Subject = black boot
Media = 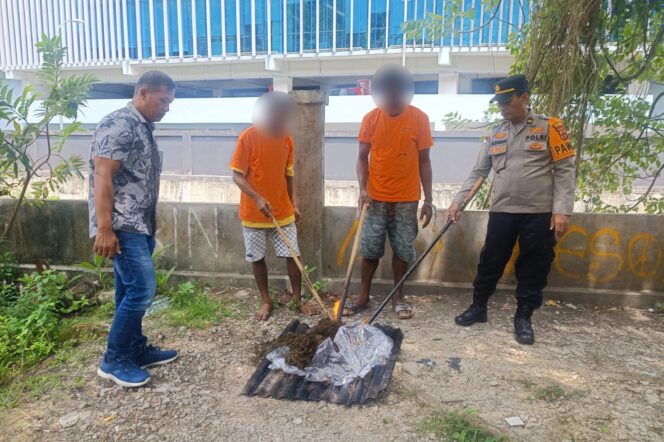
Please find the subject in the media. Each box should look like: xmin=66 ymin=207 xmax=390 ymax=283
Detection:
xmin=514 ymin=304 xmax=535 ymax=345
xmin=455 ymin=293 xmax=489 ymax=326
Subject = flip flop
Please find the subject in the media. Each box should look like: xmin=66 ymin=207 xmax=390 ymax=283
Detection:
xmin=342 ymin=301 xmax=369 ymax=316
xmin=394 ymin=303 xmax=413 ymax=320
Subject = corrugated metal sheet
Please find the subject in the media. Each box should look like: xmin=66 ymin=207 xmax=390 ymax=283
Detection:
xmin=243 ymin=319 xmax=403 ymax=406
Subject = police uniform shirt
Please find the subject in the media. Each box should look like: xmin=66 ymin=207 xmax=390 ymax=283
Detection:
xmin=453 ymin=110 xmax=576 ymax=215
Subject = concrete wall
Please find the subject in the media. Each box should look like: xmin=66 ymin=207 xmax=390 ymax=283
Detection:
xmin=4 ymin=200 xmax=663 ymax=307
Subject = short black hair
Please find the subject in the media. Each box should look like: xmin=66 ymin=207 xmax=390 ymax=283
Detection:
xmin=134 ymin=71 xmax=176 ymax=95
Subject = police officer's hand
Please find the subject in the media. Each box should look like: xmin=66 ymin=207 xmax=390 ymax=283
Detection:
xmin=255 ymin=195 xmax=273 ymax=218
xmin=420 ymin=203 xmax=433 ymax=228
xmin=358 ymin=189 xmax=371 ymax=209
xmin=93 ymin=227 xmax=121 ymax=259
xmin=550 ymin=213 xmax=570 ymax=240
xmin=446 ymin=202 xmax=461 ymax=223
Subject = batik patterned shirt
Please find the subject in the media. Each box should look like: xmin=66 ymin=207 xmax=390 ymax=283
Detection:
xmin=88 ymin=103 xmax=162 ymax=237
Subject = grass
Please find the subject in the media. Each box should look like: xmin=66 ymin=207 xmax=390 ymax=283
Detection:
xmin=518 ymin=379 xmax=582 ymax=402
xmin=161 ymin=282 xmax=242 ymax=329
xmin=419 ymin=408 xmax=507 ymax=442
xmin=0 ymin=373 xmax=64 ymax=409
xmin=0 ymin=301 xmax=113 ymax=410
xmin=531 ymin=385 xmax=567 ymax=402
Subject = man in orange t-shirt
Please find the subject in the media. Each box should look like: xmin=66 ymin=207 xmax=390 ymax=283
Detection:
xmin=348 ymin=65 xmax=434 ymax=320
xmin=230 ymin=92 xmax=302 ymax=321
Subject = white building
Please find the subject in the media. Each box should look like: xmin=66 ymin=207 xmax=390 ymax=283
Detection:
xmin=0 ymin=0 xmax=528 ymax=98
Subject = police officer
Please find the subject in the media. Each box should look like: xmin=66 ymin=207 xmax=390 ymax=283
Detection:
xmin=446 ymin=75 xmax=576 ymax=345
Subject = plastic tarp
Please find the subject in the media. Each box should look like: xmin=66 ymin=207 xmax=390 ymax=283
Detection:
xmin=267 ymin=322 xmax=394 ymax=386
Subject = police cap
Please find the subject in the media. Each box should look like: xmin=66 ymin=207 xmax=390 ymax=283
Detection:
xmin=491 ymin=74 xmax=530 ymax=103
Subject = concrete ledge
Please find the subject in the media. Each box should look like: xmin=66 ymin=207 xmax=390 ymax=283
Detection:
xmin=25 ymin=264 xmax=662 ymax=309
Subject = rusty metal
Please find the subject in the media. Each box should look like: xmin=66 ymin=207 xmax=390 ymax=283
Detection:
xmin=243 ymin=320 xmax=403 ymax=405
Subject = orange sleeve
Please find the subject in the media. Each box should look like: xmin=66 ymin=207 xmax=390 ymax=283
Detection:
xmin=358 ymin=112 xmax=375 ymax=144
xmin=417 ymin=110 xmax=433 ymax=150
xmin=230 ymin=131 xmax=251 ymax=175
xmin=548 ymin=117 xmax=575 ymax=162
xmin=285 ymin=136 xmax=295 ymax=177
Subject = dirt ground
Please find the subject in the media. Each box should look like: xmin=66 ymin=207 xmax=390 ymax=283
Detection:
xmin=2 ymin=289 xmax=663 ymax=442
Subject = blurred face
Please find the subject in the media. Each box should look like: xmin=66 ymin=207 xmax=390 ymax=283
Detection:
xmin=254 ymin=98 xmax=294 ymax=137
xmin=134 ymin=85 xmax=175 ymax=122
xmin=498 ymin=92 xmax=529 ymax=122
xmin=375 ymin=86 xmax=411 ymax=116
xmin=265 ymin=107 xmax=293 ymax=136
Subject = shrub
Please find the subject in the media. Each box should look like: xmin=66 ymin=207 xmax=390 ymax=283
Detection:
xmin=0 ymin=270 xmax=88 ymax=380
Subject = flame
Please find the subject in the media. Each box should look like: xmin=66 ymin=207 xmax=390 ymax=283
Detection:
xmin=332 ymin=300 xmax=341 ymax=320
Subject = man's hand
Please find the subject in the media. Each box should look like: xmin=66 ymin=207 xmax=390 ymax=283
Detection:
xmin=420 ymin=203 xmax=433 ymax=228
xmin=550 ymin=213 xmax=570 ymax=240
xmin=293 ymin=207 xmax=301 ymax=224
xmin=255 ymin=195 xmax=273 ymax=218
xmin=358 ymin=189 xmax=371 ymax=208
xmin=93 ymin=228 xmax=121 ymax=259
xmin=446 ymin=202 xmax=461 ymax=223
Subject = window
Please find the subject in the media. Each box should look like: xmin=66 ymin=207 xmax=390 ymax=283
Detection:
xmin=240 ymin=0 xmax=252 ymax=53
xmin=303 ymin=0 xmax=316 ymax=51
xmin=271 ymin=0 xmax=284 ymax=53
xmin=370 ymin=0 xmax=387 ymax=48
xmin=286 ymin=0 xmax=300 ymax=52
xmin=352 ymin=0 xmax=368 ymax=49
xmin=225 ymin=0 xmax=238 ymax=54
xmin=388 ymin=0 xmax=405 ymax=47
xmin=255 ymin=0 xmax=268 ymax=53
xmin=319 ymin=0 xmax=334 ymax=50
xmin=336 ymin=0 xmax=351 ymax=49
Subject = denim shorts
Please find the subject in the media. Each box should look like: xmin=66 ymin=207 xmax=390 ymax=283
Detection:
xmin=360 ymin=201 xmax=419 ymax=263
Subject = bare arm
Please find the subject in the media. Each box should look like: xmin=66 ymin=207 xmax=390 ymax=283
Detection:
xmin=356 ymin=141 xmax=371 ymax=207
xmin=232 ymin=170 xmax=272 ymax=217
xmin=419 ymin=148 xmax=433 ymax=227
xmin=93 ymin=157 xmax=121 ymax=258
xmin=286 ymin=175 xmax=301 ymax=223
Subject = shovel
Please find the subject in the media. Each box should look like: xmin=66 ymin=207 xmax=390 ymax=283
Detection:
xmin=366 ymin=177 xmax=486 ymax=325
xmin=335 ymin=203 xmax=369 ymax=323
xmin=270 ymin=215 xmax=334 ymax=321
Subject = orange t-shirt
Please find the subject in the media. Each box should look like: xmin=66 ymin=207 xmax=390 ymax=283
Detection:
xmin=358 ymin=105 xmax=433 ymax=202
xmin=230 ymin=126 xmax=295 ymax=228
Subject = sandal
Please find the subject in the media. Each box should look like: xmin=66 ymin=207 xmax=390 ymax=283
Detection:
xmin=394 ymin=303 xmax=413 ymax=320
xmin=342 ymin=301 xmax=369 ymax=316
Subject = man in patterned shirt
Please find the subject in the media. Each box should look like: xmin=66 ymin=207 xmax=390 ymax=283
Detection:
xmin=89 ymin=71 xmax=177 ymax=387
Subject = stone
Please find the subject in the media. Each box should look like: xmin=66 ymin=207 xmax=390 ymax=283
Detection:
xmin=59 ymin=410 xmax=90 ymax=428
xmin=644 ymin=391 xmax=658 ymax=404
xmin=565 ymin=303 xmax=577 ymax=310
xmin=505 ymin=416 xmax=525 ymax=427
xmin=97 ymin=290 xmax=115 ymax=304
xmin=403 ymin=362 xmax=421 ymax=377
xmin=293 ymin=417 xmax=303 ymax=425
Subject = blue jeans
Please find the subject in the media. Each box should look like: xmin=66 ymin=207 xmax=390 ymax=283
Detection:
xmin=105 ymin=230 xmax=156 ymax=363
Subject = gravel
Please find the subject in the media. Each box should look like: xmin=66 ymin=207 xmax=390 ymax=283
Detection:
xmin=2 ymin=290 xmax=663 ymax=441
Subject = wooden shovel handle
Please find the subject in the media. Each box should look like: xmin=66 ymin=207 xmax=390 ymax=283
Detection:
xmin=270 ymin=216 xmax=334 ymax=320
xmin=336 ymin=203 xmax=368 ymax=322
